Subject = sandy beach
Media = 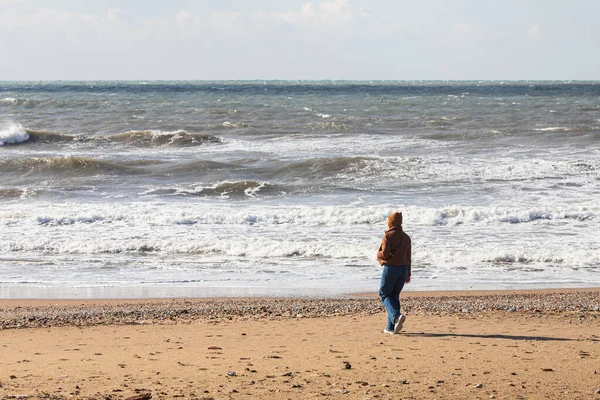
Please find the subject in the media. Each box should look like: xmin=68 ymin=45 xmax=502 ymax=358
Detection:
xmin=1 ymin=289 xmax=600 ymax=400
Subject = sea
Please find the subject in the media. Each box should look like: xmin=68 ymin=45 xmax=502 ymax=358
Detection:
xmin=1 ymin=81 xmax=599 ymax=299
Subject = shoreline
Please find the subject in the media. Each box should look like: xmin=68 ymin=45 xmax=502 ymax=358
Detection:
xmin=356 ymin=286 xmax=600 ymax=298
xmin=1 ymin=287 xmax=599 ymax=330
xmin=1 ymin=286 xmax=599 ymax=307
xmin=2 ymin=285 xmax=600 ymax=305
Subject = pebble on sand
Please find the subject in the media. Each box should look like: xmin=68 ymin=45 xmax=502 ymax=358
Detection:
xmin=1 ymin=291 xmax=599 ymax=330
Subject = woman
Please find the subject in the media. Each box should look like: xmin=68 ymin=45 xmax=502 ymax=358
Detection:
xmin=377 ymin=211 xmax=412 ymax=334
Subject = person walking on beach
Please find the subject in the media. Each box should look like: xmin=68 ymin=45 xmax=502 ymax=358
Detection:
xmin=377 ymin=211 xmax=412 ymax=334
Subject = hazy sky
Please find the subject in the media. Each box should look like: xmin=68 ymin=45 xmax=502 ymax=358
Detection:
xmin=1 ymin=0 xmax=598 ymax=80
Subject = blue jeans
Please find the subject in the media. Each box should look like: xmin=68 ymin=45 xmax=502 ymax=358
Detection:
xmin=379 ymin=265 xmax=408 ymax=331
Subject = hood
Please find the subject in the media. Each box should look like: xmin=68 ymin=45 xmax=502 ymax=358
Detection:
xmin=387 ymin=211 xmax=403 ymax=229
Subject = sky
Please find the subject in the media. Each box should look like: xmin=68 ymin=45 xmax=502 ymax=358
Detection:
xmin=0 ymin=0 xmax=598 ymax=80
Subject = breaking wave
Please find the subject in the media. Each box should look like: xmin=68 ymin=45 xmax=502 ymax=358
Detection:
xmin=1 ymin=203 xmax=595 ymax=228
xmin=157 ymin=160 xmax=234 ymax=174
xmin=415 ymin=205 xmax=598 ymax=226
xmin=110 ymin=130 xmax=221 ymax=146
xmin=0 ymin=188 xmax=26 ymax=199
xmin=142 ymin=180 xmax=280 ymax=198
xmin=25 ymin=129 xmax=81 ymax=143
xmin=534 ymin=125 xmax=600 ymax=133
xmin=1 ymin=128 xmax=222 ymax=147
xmin=0 ymin=97 xmax=19 ymax=105
xmin=221 ymin=121 xmax=249 ymax=128
xmin=270 ymin=156 xmax=380 ymax=179
xmin=0 ymin=97 xmax=46 ymax=106
xmin=0 ymin=122 xmax=29 ymax=145
xmin=0 ymin=156 xmax=133 ymax=175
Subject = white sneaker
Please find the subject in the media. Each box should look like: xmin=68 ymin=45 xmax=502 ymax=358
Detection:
xmin=393 ymin=314 xmax=406 ymax=334
xmin=383 ymin=329 xmax=395 ymax=335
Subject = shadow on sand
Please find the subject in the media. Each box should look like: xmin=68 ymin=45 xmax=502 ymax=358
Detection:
xmin=403 ymin=332 xmax=573 ymax=342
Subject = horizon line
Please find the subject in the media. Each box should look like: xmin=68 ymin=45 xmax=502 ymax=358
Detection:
xmin=2 ymin=79 xmax=599 ymax=83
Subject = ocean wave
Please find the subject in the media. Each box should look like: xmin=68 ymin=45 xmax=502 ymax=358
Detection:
xmin=2 ymin=203 xmax=596 ymax=229
xmin=568 ymin=160 xmax=600 ymax=171
xmin=109 ymin=130 xmax=221 ymax=146
xmin=0 ymin=156 xmax=133 ymax=175
xmin=0 ymin=236 xmax=353 ymax=258
xmin=417 ymin=247 xmax=599 ymax=269
xmin=0 ymin=97 xmax=19 ymax=104
xmin=141 ymin=180 xmax=281 ymax=199
xmin=421 ymin=205 xmax=597 ymax=226
xmin=157 ymin=160 xmax=233 ymax=174
xmin=1 ymin=128 xmax=222 ymax=148
xmin=0 ymin=97 xmax=46 ymax=106
xmin=307 ymin=120 xmax=351 ymax=131
xmin=271 ymin=156 xmax=381 ymax=179
xmin=0 ymin=187 xmax=40 ymax=200
xmin=1 ymin=127 xmax=100 ymax=145
xmin=0 ymin=122 xmax=29 ymax=145
xmin=36 ymin=214 xmax=108 ymax=225
xmin=421 ymin=129 xmax=514 ymax=141
xmin=421 ymin=131 xmax=472 ymax=140
xmin=301 ymin=106 xmax=332 ymax=119
xmin=221 ymin=121 xmax=249 ymax=128
xmin=264 ymin=155 xmax=436 ymax=185
xmin=1 ymin=230 xmax=598 ymax=269
xmin=533 ymin=125 xmax=600 ymax=133
xmin=422 ymin=125 xmax=600 ymax=142
xmin=0 ymin=188 xmax=25 ymax=199
xmin=426 ymin=116 xmax=458 ymax=128
xmin=1 ymin=203 xmax=598 ymax=272
xmin=0 ymin=204 xmax=393 ymax=231
xmin=382 ymin=157 xmax=600 ymax=185
xmin=25 ymin=129 xmax=80 ymax=143
xmin=535 ymin=126 xmax=570 ymax=132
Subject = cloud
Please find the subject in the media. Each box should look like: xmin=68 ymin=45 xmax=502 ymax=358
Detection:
xmin=0 ymin=1 xmax=405 ymax=79
xmin=274 ymin=0 xmax=356 ymax=25
xmin=202 ymin=0 xmax=361 ymax=33
xmin=0 ymin=6 xmax=166 ymax=43
xmin=209 ymin=11 xmax=244 ymax=32
xmin=107 ymin=8 xmax=129 ymax=22
xmin=527 ymin=24 xmax=541 ymax=40
xmin=453 ymin=24 xmax=475 ymax=35
xmin=175 ymin=10 xmax=194 ymax=26
xmin=0 ymin=1 xmax=367 ymax=42
xmin=0 ymin=0 xmax=22 ymax=8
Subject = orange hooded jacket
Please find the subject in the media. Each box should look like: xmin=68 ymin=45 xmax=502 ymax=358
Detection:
xmin=377 ymin=212 xmax=412 ymax=268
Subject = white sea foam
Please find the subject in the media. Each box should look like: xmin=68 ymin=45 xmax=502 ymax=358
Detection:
xmin=1 ymin=199 xmax=598 ymax=294
xmin=244 ymin=182 xmax=267 ymax=198
xmin=36 ymin=214 xmax=108 ymax=225
xmin=2 ymin=203 xmax=596 ymax=228
xmin=0 ymin=122 xmax=29 ymax=145
xmin=534 ymin=126 xmax=570 ymax=132
xmin=222 ymin=121 xmax=248 ymax=128
xmin=1 ymin=202 xmax=598 ymax=261
xmin=2 ymin=231 xmax=597 ymax=269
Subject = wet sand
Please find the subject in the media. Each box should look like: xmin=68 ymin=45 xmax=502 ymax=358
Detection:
xmin=1 ymin=289 xmax=599 ymax=399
